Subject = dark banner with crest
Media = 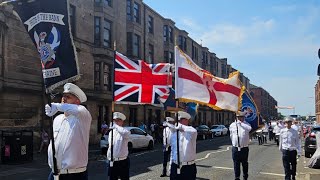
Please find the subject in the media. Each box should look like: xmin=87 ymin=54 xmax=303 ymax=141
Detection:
xmin=240 ymin=90 xmax=263 ymax=131
xmin=11 ymin=0 xmax=79 ymax=93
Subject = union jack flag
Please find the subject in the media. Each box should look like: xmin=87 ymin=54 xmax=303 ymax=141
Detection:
xmin=114 ymin=52 xmax=172 ymax=104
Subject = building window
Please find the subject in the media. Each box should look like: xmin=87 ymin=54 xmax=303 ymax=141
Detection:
xmin=133 ymin=34 xmax=140 ymax=58
xmin=164 ymin=51 xmax=173 ymax=64
xmin=104 ymin=0 xmax=112 ymax=7
xmin=148 ymin=16 xmax=154 ymax=34
xmin=133 ymin=2 xmax=140 ymax=23
xmin=148 ymin=44 xmax=154 ymax=63
xmin=94 ymin=16 xmax=101 ymax=45
xmin=178 ymin=35 xmax=187 ymax=51
xmin=169 ymin=52 xmax=174 ymax=64
xmin=192 ymin=44 xmax=198 ymax=60
xmin=69 ymin=5 xmax=76 ymax=36
xmin=95 ymin=62 xmax=112 ymax=91
xmin=94 ymin=62 xmax=101 ymax=90
xmin=169 ymin=26 xmax=173 ymax=43
xmin=103 ymin=64 xmax=111 ymax=90
xmin=103 ymin=19 xmax=112 ymax=48
xmin=127 ymin=32 xmax=140 ymax=58
xmin=163 ymin=25 xmax=168 ymax=42
xmin=127 ymin=0 xmax=132 ymax=21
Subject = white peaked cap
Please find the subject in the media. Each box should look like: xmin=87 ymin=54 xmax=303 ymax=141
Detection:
xmin=63 ymin=83 xmax=87 ymax=103
xmin=178 ymin=111 xmax=191 ymax=120
xmin=284 ymin=116 xmax=293 ymax=122
xmin=166 ymin=117 xmax=175 ymax=122
xmin=113 ymin=112 xmax=126 ymax=121
xmin=236 ymin=111 xmax=246 ymax=117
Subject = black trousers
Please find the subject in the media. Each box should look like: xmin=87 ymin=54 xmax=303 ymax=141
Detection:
xmin=48 ymin=170 xmax=88 ymax=180
xmin=282 ymin=150 xmax=297 ymax=180
xmin=232 ymin=147 xmax=249 ymax=180
xmin=170 ymin=163 xmax=197 ymax=180
xmin=162 ymin=146 xmax=171 ymax=175
xmin=108 ymin=158 xmax=130 ymax=180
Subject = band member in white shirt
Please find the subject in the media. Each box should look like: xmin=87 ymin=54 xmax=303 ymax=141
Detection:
xmin=107 ymin=112 xmax=130 ymax=180
xmin=164 ymin=111 xmax=197 ymax=180
xmin=279 ymin=117 xmax=301 ymax=180
xmin=229 ymin=111 xmax=252 ymax=180
xmin=273 ymin=121 xmax=283 ymax=146
xmin=161 ymin=117 xmax=175 ymax=177
xmin=45 ymin=83 xmax=92 ymax=180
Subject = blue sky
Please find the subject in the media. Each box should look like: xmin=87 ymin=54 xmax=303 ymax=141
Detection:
xmin=144 ymin=0 xmax=320 ymax=116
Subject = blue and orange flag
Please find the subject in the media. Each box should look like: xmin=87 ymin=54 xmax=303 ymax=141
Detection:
xmin=240 ymin=91 xmax=262 ymax=131
xmin=9 ymin=0 xmax=79 ymax=93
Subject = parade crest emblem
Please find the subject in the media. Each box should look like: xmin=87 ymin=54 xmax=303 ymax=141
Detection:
xmin=241 ymin=103 xmax=257 ymax=123
xmin=34 ymin=26 xmax=61 ymax=68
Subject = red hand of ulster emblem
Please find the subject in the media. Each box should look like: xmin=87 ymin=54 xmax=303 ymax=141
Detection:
xmin=202 ymin=74 xmax=217 ymax=105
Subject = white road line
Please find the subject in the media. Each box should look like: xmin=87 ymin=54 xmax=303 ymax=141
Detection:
xmin=212 ymin=166 xmax=234 ymax=170
xmin=133 ymin=149 xmax=158 ymax=157
xmin=195 ymin=146 xmax=231 ymax=162
xmin=260 ymin=172 xmax=285 ymax=177
xmin=130 ymin=172 xmax=152 ymax=180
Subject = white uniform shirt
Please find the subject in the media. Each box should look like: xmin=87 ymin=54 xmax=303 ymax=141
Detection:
xmin=169 ymin=123 xmax=197 ymax=164
xmin=107 ymin=124 xmax=130 ymax=160
xmin=48 ymin=104 xmax=92 ymax=170
xmin=279 ymin=127 xmax=301 ymax=155
xmin=163 ymin=127 xmax=174 ymax=148
xmin=273 ymin=125 xmax=282 ymax=135
xmin=291 ymin=124 xmax=301 ymax=136
xmin=229 ymin=120 xmax=252 ymax=148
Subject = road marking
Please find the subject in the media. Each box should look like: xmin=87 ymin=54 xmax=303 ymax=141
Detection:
xmin=130 ymin=172 xmax=153 ymax=180
xmin=260 ymin=172 xmax=285 ymax=177
xmin=195 ymin=146 xmax=230 ymax=162
xmin=133 ymin=149 xmax=158 ymax=157
xmin=212 ymin=166 xmax=233 ymax=170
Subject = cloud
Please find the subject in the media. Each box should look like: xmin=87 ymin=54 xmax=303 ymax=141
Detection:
xmin=199 ymin=19 xmax=275 ymax=47
xmin=271 ymin=5 xmax=297 ymax=13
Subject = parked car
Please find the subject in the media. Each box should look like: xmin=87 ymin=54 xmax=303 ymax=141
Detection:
xmin=304 ymin=125 xmax=320 ymax=158
xmin=100 ymin=127 xmax=154 ymax=153
xmin=210 ymin=125 xmax=228 ymax=137
xmin=196 ymin=125 xmax=212 ymax=140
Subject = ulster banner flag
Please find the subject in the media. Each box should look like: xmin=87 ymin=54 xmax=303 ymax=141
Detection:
xmin=175 ymin=46 xmax=245 ymax=112
xmin=114 ymin=52 xmax=172 ymax=104
xmin=11 ymin=0 xmax=79 ymax=93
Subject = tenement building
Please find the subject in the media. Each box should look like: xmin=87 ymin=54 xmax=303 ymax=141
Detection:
xmin=0 ymin=0 xmax=250 ymax=144
xmin=250 ymin=84 xmax=278 ymax=120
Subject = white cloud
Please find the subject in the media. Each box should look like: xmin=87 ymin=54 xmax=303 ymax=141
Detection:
xmin=271 ymin=5 xmax=297 ymax=13
xmin=199 ymin=19 xmax=275 ymax=47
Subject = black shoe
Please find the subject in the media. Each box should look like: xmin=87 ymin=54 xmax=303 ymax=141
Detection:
xmin=160 ymin=174 xmax=167 ymax=177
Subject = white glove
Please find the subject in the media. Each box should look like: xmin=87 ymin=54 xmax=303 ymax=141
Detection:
xmin=45 ymin=103 xmax=59 ymax=117
xmin=163 ymin=121 xmax=168 ymax=127
xmin=175 ymin=123 xmax=183 ymax=130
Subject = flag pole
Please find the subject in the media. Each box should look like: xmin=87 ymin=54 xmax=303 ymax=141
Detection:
xmin=110 ymin=41 xmax=117 ymax=169
xmin=46 ymin=94 xmax=59 ymax=180
xmin=175 ymin=100 xmax=180 ymax=174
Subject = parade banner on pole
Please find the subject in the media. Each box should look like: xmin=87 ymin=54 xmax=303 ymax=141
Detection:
xmin=175 ymin=46 xmax=245 ymax=112
xmin=240 ymin=90 xmax=263 ymax=131
xmin=114 ymin=52 xmax=172 ymax=104
xmin=11 ymin=0 xmax=80 ymax=93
